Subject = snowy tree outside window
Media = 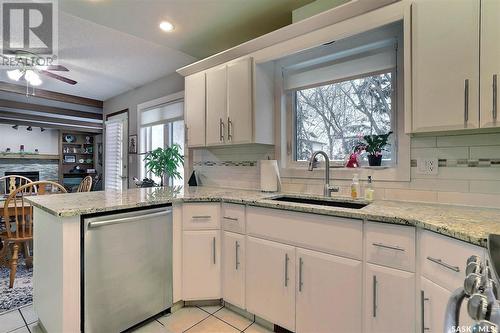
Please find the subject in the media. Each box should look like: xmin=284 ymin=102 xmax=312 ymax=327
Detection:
xmin=294 ymin=71 xmax=394 ymax=163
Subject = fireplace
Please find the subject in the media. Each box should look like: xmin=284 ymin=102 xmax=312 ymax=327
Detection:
xmin=4 ymin=171 xmax=40 ymax=182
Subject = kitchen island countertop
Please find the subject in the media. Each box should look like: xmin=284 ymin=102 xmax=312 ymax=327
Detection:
xmin=27 ymin=186 xmax=500 ymax=247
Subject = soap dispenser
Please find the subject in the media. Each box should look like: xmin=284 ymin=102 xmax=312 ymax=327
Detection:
xmin=351 ymin=174 xmax=360 ymax=199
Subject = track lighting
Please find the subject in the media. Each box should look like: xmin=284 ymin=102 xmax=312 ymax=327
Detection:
xmin=40 ymin=127 xmax=45 ymax=132
xmin=12 ymin=125 xmax=18 ymax=130
xmin=27 ymin=126 xmax=32 ymax=131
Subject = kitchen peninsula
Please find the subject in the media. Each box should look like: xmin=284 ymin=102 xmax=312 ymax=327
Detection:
xmin=27 ymin=186 xmax=500 ymax=332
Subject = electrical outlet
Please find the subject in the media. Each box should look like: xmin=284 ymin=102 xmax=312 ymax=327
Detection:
xmin=417 ymin=158 xmax=439 ymax=175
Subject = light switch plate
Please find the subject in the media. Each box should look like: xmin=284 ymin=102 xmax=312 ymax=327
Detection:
xmin=417 ymin=158 xmax=439 ymax=175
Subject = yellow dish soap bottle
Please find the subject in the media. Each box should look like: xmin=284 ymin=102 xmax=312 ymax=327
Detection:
xmin=364 ymin=176 xmax=374 ymax=201
xmin=351 ymin=174 xmax=360 ymax=199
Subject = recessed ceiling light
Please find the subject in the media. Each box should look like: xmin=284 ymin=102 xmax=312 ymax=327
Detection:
xmin=159 ymin=21 xmax=174 ymax=32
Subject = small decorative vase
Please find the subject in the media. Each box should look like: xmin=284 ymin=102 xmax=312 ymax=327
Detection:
xmin=368 ymin=154 xmax=382 ymax=166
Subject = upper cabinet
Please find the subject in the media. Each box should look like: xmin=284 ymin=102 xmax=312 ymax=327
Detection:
xmin=480 ymin=0 xmax=500 ymax=128
xmin=411 ymin=0 xmax=480 ymax=132
xmin=185 ymin=57 xmax=274 ymax=148
xmin=411 ymin=0 xmax=500 ymax=133
xmin=185 ymin=72 xmax=206 ymax=147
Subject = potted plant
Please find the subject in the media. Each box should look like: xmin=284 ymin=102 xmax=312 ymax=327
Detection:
xmin=360 ymin=132 xmax=393 ymax=166
xmin=143 ymin=144 xmax=184 ymax=186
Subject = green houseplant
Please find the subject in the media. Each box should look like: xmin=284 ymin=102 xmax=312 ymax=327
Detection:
xmin=143 ymin=144 xmax=184 ymax=186
xmin=361 ymin=131 xmax=393 ymax=166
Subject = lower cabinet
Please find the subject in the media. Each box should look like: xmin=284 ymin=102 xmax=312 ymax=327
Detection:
xmin=295 ymin=248 xmax=363 ymax=333
xmin=421 ymin=276 xmax=450 ymax=333
xmin=182 ymin=230 xmax=221 ymax=300
xmin=364 ymin=263 xmax=415 ymax=333
xmin=222 ymin=231 xmax=245 ymax=308
xmin=246 ymin=236 xmax=296 ymax=331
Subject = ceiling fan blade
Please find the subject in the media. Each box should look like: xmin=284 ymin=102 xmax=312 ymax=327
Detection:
xmin=42 ymin=65 xmax=69 ymax=72
xmin=40 ymin=70 xmax=77 ymax=85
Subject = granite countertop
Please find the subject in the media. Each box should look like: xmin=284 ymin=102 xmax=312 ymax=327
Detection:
xmin=26 ymin=186 xmax=500 ymax=247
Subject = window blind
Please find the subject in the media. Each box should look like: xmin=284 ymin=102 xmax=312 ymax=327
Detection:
xmin=105 ymin=119 xmax=123 ymax=191
xmin=140 ymin=100 xmax=184 ymax=127
xmin=283 ymin=42 xmax=397 ymax=91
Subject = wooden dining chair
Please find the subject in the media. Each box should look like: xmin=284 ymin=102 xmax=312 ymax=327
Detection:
xmin=77 ymin=175 xmax=93 ymax=192
xmin=0 ymin=175 xmax=34 ymax=196
xmin=1 ymin=180 xmax=67 ymax=288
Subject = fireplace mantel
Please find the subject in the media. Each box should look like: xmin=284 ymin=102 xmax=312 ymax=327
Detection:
xmin=0 ymin=153 xmax=59 ymax=160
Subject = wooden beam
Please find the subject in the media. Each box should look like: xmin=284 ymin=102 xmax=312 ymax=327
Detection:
xmin=0 ymin=111 xmax=103 ymax=130
xmin=0 ymin=99 xmax=102 ymax=120
xmin=0 ymin=118 xmax=102 ymax=133
xmin=0 ymin=81 xmax=103 ymax=108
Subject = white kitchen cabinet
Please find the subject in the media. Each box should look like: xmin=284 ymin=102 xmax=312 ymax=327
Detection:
xmin=246 ymin=236 xmax=295 ymax=332
xmin=411 ymin=0 xmax=480 ymax=132
xmin=421 ymin=277 xmax=450 ymax=333
xmin=182 ymin=230 xmax=221 ymax=300
xmin=364 ymin=263 xmax=415 ymax=333
xmin=227 ymin=59 xmax=253 ymax=144
xmin=222 ymin=231 xmax=245 ymax=309
xmin=206 ymin=64 xmax=227 ymax=146
xmin=185 ymin=72 xmax=206 ymax=147
xmin=480 ymin=0 xmax=500 ymax=128
xmin=295 ymin=248 xmax=362 ymax=333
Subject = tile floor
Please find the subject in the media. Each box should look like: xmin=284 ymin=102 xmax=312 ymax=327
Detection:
xmin=0 ymin=304 xmax=272 ymax=333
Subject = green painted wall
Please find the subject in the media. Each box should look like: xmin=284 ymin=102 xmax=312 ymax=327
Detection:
xmin=292 ymin=0 xmax=351 ymax=23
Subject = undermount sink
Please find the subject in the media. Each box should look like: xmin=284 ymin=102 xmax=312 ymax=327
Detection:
xmin=270 ymin=195 xmax=369 ymax=209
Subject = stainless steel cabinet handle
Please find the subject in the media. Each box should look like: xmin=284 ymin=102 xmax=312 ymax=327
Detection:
xmin=493 ymin=74 xmax=498 ymax=121
xmin=192 ymin=215 xmax=211 ymax=219
xmin=212 ymin=237 xmax=216 ymax=265
xmin=373 ymin=275 xmax=377 ymax=318
xmin=427 ymin=256 xmax=460 ymax=272
xmin=219 ymin=118 xmax=224 ymax=142
xmin=421 ymin=290 xmax=430 ymax=332
xmin=299 ymin=257 xmax=304 ymax=292
xmin=227 ymin=117 xmax=232 ymax=141
xmin=235 ymin=241 xmax=240 ymax=270
xmin=223 ymin=216 xmax=238 ymax=221
xmin=88 ymin=210 xmax=171 ymax=229
xmin=284 ymin=253 xmax=289 ymax=287
xmin=372 ymin=242 xmax=405 ymax=252
xmin=464 ymin=79 xmax=469 ymax=123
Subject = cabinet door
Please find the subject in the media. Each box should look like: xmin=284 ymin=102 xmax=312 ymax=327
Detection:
xmin=246 ymin=236 xmax=295 ymax=331
xmin=206 ymin=65 xmax=227 ymax=146
xmin=412 ymin=0 xmax=479 ymax=132
xmin=480 ymin=0 xmax=500 ymax=128
xmin=182 ymin=230 xmax=220 ymax=300
xmin=222 ymin=231 xmax=245 ymax=308
xmin=296 ymin=248 xmax=362 ymax=333
xmin=227 ymin=58 xmax=253 ymax=144
xmin=185 ymin=72 xmax=206 ymax=147
xmin=365 ymin=263 xmax=415 ymax=333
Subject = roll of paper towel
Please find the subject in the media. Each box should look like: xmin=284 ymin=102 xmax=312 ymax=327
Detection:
xmin=260 ymin=160 xmax=280 ymax=192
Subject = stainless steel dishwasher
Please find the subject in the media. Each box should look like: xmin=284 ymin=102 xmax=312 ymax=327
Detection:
xmin=83 ymin=206 xmax=172 ymax=333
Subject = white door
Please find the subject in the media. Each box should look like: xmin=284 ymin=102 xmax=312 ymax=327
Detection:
xmin=105 ymin=112 xmax=128 ymax=191
xmin=206 ymin=65 xmax=227 ymax=146
xmin=412 ymin=0 xmax=480 ymax=132
xmin=295 ymin=248 xmax=363 ymax=333
xmin=222 ymin=231 xmax=245 ymax=308
xmin=182 ymin=230 xmax=220 ymax=300
xmin=480 ymin=0 xmax=500 ymax=128
xmin=227 ymin=58 xmax=253 ymax=144
xmin=246 ymin=236 xmax=295 ymax=331
xmin=185 ymin=72 xmax=206 ymax=147
xmin=364 ymin=263 xmax=415 ymax=333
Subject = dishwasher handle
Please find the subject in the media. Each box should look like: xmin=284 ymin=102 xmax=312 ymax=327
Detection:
xmin=88 ymin=210 xmax=171 ymax=229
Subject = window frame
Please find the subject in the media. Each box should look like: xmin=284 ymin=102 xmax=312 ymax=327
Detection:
xmin=290 ymin=67 xmax=398 ymax=167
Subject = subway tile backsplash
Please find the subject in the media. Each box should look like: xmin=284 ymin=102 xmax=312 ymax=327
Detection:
xmin=191 ymin=133 xmax=500 ymax=208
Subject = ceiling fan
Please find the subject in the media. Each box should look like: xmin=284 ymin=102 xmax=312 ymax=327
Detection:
xmin=3 ymin=50 xmax=77 ymax=87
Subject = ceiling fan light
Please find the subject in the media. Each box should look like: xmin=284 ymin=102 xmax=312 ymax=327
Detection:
xmin=24 ymin=69 xmax=40 ymax=83
xmin=29 ymin=76 xmax=42 ymax=86
xmin=7 ymin=69 xmax=23 ymax=81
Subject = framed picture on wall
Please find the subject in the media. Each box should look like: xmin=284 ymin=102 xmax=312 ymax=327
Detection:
xmin=128 ymin=135 xmax=137 ymax=154
xmin=64 ymin=155 xmax=76 ymax=163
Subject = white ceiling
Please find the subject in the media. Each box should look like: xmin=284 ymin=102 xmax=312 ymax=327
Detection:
xmin=1 ymin=0 xmax=313 ymax=101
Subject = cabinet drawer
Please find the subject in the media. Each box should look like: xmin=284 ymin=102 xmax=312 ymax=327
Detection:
xmin=183 ymin=203 xmax=220 ymax=230
xmin=365 ymin=222 xmax=416 ymax=272
xmin=247 ymin=207 xmax=362 ymax=260
xmin=221 ymin=203 xmax=245 ymax=234
xmin=420 ymin=230 xmax=484 ymax=291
